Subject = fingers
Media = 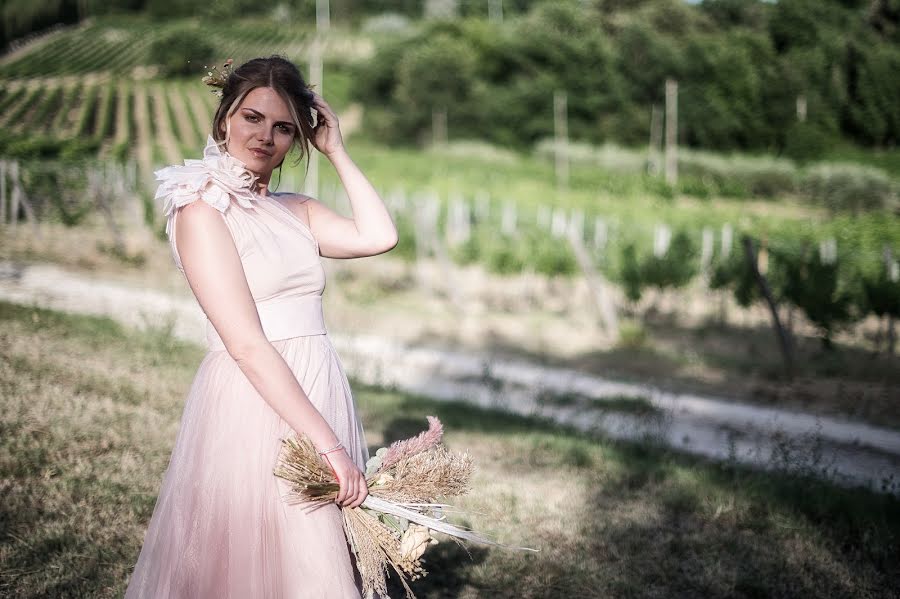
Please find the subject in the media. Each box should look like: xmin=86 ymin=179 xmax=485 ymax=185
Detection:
xmin=311 ymin=92 xmax=333 ymax=113
xmin=349 ymin=475 xmax=368 ymax=508
xmin=310 ymin=94 xmax=339 ymax=124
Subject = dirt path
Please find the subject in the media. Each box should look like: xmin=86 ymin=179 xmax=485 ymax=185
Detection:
xmin=2 ymin=259 xmax=898 ymax=494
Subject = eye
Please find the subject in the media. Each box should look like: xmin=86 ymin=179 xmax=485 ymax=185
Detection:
xmin=277 ymin=124 xmax=293 ymax=134
xmin=244 ymin=113 xmax=260 ymax=122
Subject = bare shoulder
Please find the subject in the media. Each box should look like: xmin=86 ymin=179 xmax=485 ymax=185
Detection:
xmin=177 ymin=194 xmax=224 ymax=223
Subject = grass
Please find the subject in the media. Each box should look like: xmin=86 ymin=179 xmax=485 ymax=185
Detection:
xmin=1 ymin=299 xmax=898 ymax=598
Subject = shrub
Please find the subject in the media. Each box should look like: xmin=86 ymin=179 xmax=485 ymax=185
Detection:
xmin=678 ymin=150 xmax=798 ymax=198
xmin=775 ymin=246 xmax=861 ymax=348
xmin=783 ymin=121 xmax=831 ymax=163
xmin=616 ymin=230 xmax=698 ymax=302
xmin=801 ymin=162 xmax=897 ymax=213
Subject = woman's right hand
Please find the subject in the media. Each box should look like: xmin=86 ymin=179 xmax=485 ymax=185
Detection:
xmin=324 ymin=448 xmax=369 ymax=508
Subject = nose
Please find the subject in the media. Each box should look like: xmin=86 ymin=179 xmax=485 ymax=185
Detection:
xmin=258 ymin=127 xmax=273 ymax=145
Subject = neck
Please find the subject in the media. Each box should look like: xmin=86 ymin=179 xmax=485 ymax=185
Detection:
xmin=251 ymin=171 xmax=272 ymax=196
xmin=253 ymin=181 xmax=270 ymax=196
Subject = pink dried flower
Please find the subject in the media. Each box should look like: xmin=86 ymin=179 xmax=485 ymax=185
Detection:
xmin=380 ymin=416 xmax=443 ymax=472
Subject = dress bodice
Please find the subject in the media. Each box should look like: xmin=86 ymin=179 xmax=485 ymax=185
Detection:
xmin=155 ymin=137 xmax=327 ymax=350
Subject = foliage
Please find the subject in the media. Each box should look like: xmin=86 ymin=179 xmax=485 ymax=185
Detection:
xmin=0 ymin=133 xmax=100 ymax=161
xmin=615 ymin=231 xmax=698 ymax=303
xmin=861 ymin=261 xmax=900 ymax=320
xmin=776 ymin=245 xmax=859 ymax=348
xmin=452 ymin=228 xmax=577 ymax=277
xmin=709 ymin=249 xmax=758 ymax=308
xmin=679 ymin=150 xmax=799 ymax=199
xmin=711 ymin=235 xmax=869 ymax=348
xmin=355 ymin=4 xmax=629 ymax=150
xmin=18 ymin=161 xmax=93 ymax=225
xmin=802 ymin=162 xmax=898 ymax=214
xmin=354 ymin=0 xmax=900 ymax=156
xmin=148 ymin=27 xmax=215 ymax=77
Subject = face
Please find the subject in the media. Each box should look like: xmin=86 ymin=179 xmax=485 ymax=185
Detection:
xmin=222 ymin=86 xmax=296 ymax=184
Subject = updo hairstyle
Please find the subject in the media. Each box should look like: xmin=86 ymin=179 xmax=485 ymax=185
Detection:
xmin=211 ymin=56 xmax=316 ymax=167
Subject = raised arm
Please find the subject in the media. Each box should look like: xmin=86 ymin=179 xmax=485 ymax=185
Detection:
xmin=302 ymin=93 xmax=398 ymax=259
xmin=174 ymin=199 xmax=367 ymax=507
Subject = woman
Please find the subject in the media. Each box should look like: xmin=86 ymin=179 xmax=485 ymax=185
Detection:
xmin=124 ymin=56 xmax=398 ymax=598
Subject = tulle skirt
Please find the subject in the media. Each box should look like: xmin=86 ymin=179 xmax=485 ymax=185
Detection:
xmin=124 ymin=334 xmax=369 ymax=599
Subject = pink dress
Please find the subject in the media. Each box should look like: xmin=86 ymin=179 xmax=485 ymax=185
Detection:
xmin=124 ymin=137 xmax=368 ymax=599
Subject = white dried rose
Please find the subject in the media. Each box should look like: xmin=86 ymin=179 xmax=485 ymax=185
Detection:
xmin=155 ymin=135 xmax=259 ymax=238
xmin=399 ymin=524 xmax=436 ymax=562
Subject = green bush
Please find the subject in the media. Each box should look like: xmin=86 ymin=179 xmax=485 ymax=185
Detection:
xmin=783 ymin=121 xmax=831 ymax=163
xmin=615 ymin=230 xmax=698 ymax=302
xmin=678 ymin=150 xmax=798 ymax=199
xmin=19 ymin=161 xmax=92 ymax=225
xmin=862 ymin=263 xmax=900 ymax=321
xmin=59 ymin=138 xmax=101 ymax=161
xmin=801 ymin=163 xmax=897 ymax=213
xmin=775 ymin=244 xmax=861 ymax=348
xmin=451 ymin=227 xmax=576 ymax=276
xmin=709 ymin=249 xmax=759 ymax=307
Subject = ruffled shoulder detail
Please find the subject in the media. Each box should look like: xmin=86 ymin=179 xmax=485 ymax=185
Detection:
xmin=155 ymin=135 xmax=260 ymax=237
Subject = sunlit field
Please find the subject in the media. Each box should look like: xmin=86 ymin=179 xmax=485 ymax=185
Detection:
xmin=1 ymin=301 xmax=898 ymax=598
xmin=3 ymin=3 xmax=900 ymax=597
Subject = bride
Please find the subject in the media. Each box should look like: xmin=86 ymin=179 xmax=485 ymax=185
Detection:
xmin=124 ymin=55 xmax=397 ymax=598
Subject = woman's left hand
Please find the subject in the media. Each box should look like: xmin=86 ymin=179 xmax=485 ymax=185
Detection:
xmin=310 ymin=93 xmax=344 ymax=158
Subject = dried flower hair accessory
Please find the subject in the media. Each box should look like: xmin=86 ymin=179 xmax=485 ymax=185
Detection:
xmin=201 ymin=58 xmax=234 ymax=97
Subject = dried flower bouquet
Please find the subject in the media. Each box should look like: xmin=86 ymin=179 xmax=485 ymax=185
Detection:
xmin=274 ymin=416 xmax=536 ymax=599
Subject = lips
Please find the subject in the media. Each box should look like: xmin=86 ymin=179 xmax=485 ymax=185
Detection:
xmin=249 ymin=148 xmax=273 ymax=158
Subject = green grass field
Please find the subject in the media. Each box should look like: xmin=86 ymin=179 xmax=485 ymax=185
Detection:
xmin=2 ymin=300 xmax=898 ymax=598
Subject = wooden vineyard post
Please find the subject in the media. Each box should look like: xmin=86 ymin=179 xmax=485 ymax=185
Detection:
xmin=554 ymin=90 xmax=569 ymax=191
xmin=501 ymin=201 xmax=517 ymax=236
xmin=6 ymin=161 xmax=40 ymax=236
xmin=742 ymin=235 xmax=793 ymax=379
xmin=700 ymin=227 xmax=714 ymax=281
xmin=551 ymin=207 xmax=568 ymax=238
xmin=413 ymin=192 xmax=462 ymax=307
xmin=648 ymin=104 xmax=662 ymax=176
xmin=474 ymin=190 xmax=490 ymax=224
xmin=489 ymin=0 xmax=503 ymax=23
xmin=664 ymin=79 xmax=678 ymax=186
xmin=90 ymin=167 xmax=126 ymax=256
xmin=432 ymin=107 xmax=448 ymax=147
xmin=9 ymin=161 xmax=19 ymax=231
xmin=0 ymin=161 xmax=6 ymax=225
xmin=568 ymin=223 xmax=619 ymax=339
xmin=316 ymin=0 xmax=330 ymax=30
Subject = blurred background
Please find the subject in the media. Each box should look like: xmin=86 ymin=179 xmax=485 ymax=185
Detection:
xmin=1 ymin=1 xmax=899 ymax=597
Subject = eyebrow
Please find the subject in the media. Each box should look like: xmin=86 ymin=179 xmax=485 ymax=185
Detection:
xmin=241 ymin=107 xmax=295 ymax=128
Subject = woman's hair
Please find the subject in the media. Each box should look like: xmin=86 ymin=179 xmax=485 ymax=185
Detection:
xmin=211 ymin=55 xmax=316 ymax=167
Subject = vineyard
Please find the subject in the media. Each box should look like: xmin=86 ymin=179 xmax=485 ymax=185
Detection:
xmin=1 ymin=16 xmax=899 ymax=362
